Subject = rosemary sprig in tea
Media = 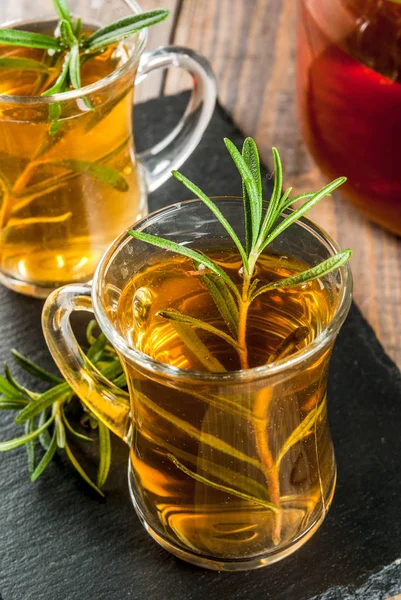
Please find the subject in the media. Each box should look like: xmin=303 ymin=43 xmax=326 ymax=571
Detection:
xmin=0 ymin=0 xmax=169 ymax=94
xmin=128 ymin=138 xmax=352 ymax=543
xmin=0 ymin=0 xmax=169 ymax=131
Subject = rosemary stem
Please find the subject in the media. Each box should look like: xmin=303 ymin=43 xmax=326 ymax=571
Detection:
xmin=253 ymin=389 xmax=282 ymax=545
xmin=242 ymin=257 xmax=282 ymax=544
xmin=238 ymin=276 xmax=251 ymax=370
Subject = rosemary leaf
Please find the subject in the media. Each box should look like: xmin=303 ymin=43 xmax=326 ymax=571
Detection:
xmin=172 ymin=170 xmax=249 ymax=273
xmin=158 ymin=310 xmax=243 ymax=352
xmin=197 ymin=270 xmax=239 ymax=337
xmin=53 ymin=0 xmax=73 ymax=27
xmin=252 ymin=249 xmax=352 ymax=300
xmin=155 ymin=439 xmax=270 ymax=502
xmin=275 ymin=400 xmax=326 ymax=468
xmin=75 ymin=18 xmax=82 ymax=39
xmin=0 ymin=57 xmax=53 ymax=72
xmin=169 ymin=321 xmax=226 ymax=373
xmin=11 ymin=349 xmax=63 ymax=384
xmin=61 ymin=405 xmax=93 ymax=442
xmin=0 ymin=401 xmax=28 ymax=410
xmin=242 ymin=137 xmax=262 ymax=240
xmin=0 ymin=415 xmax=54 ymax=452
xmin=224 ymin=138 xmax=262 ymax=248
xmin=87 ymin=333 xmax=108 ymax=363
xmin=31 ymin=430 xmax=58 ymax=482
xmin=56 ymin=411 xmax=66 ymax=448
xmin=68 ymin=43 xmax=81 ymax=89
xmin=41 ymin=54 xmax=71 ymax=97
xmin=281 ymin=191 xmax=314 ymax=213
xmin=257 ymin=147 xmax=283 ymax=246
xmin=137 ymin=390 xmax=262 ymax=470
xmin=0 ymin=29 xmax=61 ymax=50
xmin=241 ymin=142 xmax=254 ymax=255
xmin=64 ymin=442 xmax=104 ymax=496
xmin=169 ymin=454 xmax=279 ymax=513
xmin=38 ymin=409 xmax=52 ymax=450
xmin=25 ymin=418 xmax=36 ymax=476
xmin=112 ymin=373 xmax=127 ymax=388
xmin=50 ymin=160 xmax=129 ymax=191
xmin=261 ymin=177 xmax=347 ymax=251
xmin=97 ymin=422 xmax=111 ymax=488
xmin=86 ymin=320 xmax=98 ymax=346
xmin=85 ymin=10 xmax=170 ymax=51
xmin=4 ymin=364 xmax=34 ymax=399
xmin=14 ymin=383 xmax=70 ymax=424
xmin=0 ymin=373 xmax=26 ymax=400
xmin=127 ymin=230 xmax=241 ymax=300
xmin=60 ymin=19 xmax=77 ymax=49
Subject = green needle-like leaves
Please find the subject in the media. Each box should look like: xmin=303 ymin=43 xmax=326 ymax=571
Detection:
xmin=158 ymin=310 xmax=244 ymax=352
xmin=31 ymin=430 xmax=58 ymax=482
xmin=224 ymin=138 xmax=262 ymax=248
xmin=0 ymin=321 xmax=128 ymax=494
xmin=127 ymin=229 xmax=241 ymax=300
xmin=0 ymin=57 xmax=54 ymax=72
xmin=11 ymin=349 xmax=62 ymax=384
xmin=260 ymin=177 xmax=347 ymax=251
xmin=85 ymin=10 xmax=170 ymax=51
xmin=251 ymin=249 xmax=352 ymax=301
xmin=0 ymin=29 xmax=61 ymax=50
xmin=97 ymin=422 xmax=111 ymax=488
xmin=53 ymin=0 xmax=73 ymax=26
xmin=0 ymin=415 xmax=54 ymax=451
xmin=172 ymin=170 xmax=249 ymax=273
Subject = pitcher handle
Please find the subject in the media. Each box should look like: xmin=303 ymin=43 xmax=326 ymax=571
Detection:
xmin=42 ymin=284 xmax=130 ymax=442
xmin=136 ymin=46 xmax=216 ymax=193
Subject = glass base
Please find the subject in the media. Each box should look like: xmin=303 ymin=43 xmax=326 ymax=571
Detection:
xmin=0 ymin=270 xmax=91 ymax=299
xmin=128 ymin=463 xmax=336 ymax=572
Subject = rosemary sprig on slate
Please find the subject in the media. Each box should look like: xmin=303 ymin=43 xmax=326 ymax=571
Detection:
xmin=0 ymin=322 xmax=126 ymax=495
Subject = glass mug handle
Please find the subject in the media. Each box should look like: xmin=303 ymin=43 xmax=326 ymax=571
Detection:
xmin=42 ymin=284 xmax=130 ymax=442
xmin=135 ymin=46 xmax=217 ymax=193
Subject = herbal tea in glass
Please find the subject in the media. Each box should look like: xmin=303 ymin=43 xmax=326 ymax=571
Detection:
xmin=297 ymin=0 xmax=401 ymax=235
xmin=0 ymin=0 xmax=216 ymax=297
xmin=43 ymin=139 xmax=352 ymax=570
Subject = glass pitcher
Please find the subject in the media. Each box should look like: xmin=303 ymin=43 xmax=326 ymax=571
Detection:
xmin=297 ymin=0 xmax=401 ymax=235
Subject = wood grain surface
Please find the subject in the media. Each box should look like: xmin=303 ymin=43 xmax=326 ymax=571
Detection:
xmin=0 ymin=1 xmax=400 ymax=371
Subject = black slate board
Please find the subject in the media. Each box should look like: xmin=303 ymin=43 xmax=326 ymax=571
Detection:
xmin=1 ymin=94 xmax=401 ymax=600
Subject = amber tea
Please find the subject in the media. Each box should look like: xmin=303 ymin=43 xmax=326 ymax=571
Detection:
xmin=0 ymin=1 xmax=216 ymax=297
xmin=0 ymin=20 xmax=143 ymax=290
xmin=116 ymin=249 xmax=336 ymax=560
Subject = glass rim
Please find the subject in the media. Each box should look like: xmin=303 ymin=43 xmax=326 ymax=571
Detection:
xmin=93 ymin=197 xmax=353 ymax=384
xmin=0 ymin=0 xmax=147 ymax=105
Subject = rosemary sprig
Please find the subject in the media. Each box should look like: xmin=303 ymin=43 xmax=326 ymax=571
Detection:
xmin=128 ymin=138 xmax=352 ymax=544
xmin=0 ymin=321 xmax=126 ymax=495
xmin=0 ymin=0 xmax=169 ymax=132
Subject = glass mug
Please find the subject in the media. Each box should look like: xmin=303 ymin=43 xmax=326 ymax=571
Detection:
xmin=42 ymin=198 xmax=352 ymax=571
xmin=0 ymin=0 xmax=216 ymax=297
xmin=297 ymin=0 xmax=401 ymax=235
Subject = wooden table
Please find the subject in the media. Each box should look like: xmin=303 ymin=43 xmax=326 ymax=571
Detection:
xmin=137 ymin=0 xmax=401 ymax=372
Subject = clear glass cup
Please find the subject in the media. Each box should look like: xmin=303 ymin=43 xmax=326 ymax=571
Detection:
xmin=42 ymin=198 xmax=352 ymax=571
xmin=0 ymin=0 xmax=216 ymax=297
xmin=297 ymin=0 xmax=401 ymax=235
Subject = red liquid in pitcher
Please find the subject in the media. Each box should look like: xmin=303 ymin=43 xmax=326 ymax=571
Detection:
xmin=297 ymin=0 xmax=401 ymax=235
